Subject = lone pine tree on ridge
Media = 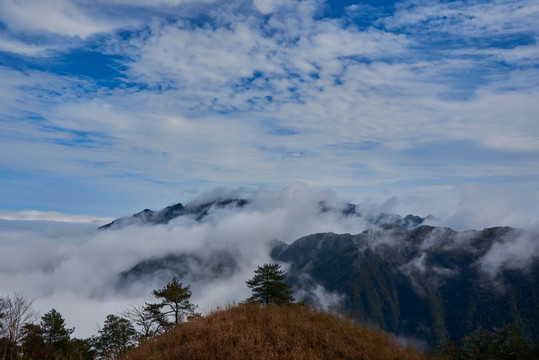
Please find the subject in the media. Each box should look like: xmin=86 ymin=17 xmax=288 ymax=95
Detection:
xmin=246 ymin=263 xmax=295 ymax=305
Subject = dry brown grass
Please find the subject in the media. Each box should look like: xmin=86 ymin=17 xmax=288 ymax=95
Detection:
xmin=123 ymin=303 xmax=435 ymax=360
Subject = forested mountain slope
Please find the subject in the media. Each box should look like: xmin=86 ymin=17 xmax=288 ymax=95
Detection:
xmin=276 ymin=226 xmax=538 ymax=348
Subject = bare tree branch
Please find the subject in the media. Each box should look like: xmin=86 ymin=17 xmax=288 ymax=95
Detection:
xmin=0 ymin=292 xmax=39 ymax=345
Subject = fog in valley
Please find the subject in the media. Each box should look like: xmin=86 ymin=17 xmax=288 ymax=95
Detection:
xmin=1 ymin=183 xmax=538 ymax=337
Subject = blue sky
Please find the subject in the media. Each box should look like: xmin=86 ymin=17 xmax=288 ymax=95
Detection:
xmin=0 ymin=0 xmax=538 ymax=220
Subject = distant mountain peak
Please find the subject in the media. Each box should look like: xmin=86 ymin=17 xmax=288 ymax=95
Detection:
xmin=99 ymin=198 xmax=248 ymax=230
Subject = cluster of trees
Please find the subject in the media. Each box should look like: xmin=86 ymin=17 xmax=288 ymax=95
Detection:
xmin=0 ymin=276 xmax=199 ymax=360
xmin=0 ymin=263 xmax=293 ymax=359
xmin=439 ymin=324 xmax=539 ymax=360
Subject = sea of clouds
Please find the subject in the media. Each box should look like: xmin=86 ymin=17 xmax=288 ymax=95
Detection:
xmin=1 ymin=183 xmax=537 ymax=337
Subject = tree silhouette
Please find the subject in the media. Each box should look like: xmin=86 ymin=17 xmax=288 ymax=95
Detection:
xmin=146 ymin=277 xmax=198 ymax=327
xmin=123 ymin=303 xmax=166 ymax=340
xmin=40 ymin=309 xmax=74 ymax=348
xmin=439 ymin=324 xmax=538 ymax=360
xmin=246 ymin=263 xmax=295 ymax=305
xmin=21 ymin=309 xmax=75 ymax=360
xmin=0 ymin=293 xmax=38 ymax=359
xmin=93 ymin=314 xmax=137 ymax=360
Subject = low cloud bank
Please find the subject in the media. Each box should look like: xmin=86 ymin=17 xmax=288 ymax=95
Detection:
xmin=0 ymin=183 xmax=537 ymax=337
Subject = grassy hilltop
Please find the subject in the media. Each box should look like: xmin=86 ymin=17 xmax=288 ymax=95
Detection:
xmin=123 ymin=303 xmax=431 ymax=360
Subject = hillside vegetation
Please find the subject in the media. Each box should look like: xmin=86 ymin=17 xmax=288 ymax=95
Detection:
xmin=123 ymin=303 xmax=430 ymax=360
xmin=276 ymin=227 xmax=539 ymax=347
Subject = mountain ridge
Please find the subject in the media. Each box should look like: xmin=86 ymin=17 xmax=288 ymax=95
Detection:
xmin=275 ymin=226 xmax=538 ymax=348
xmin=99 ymin=197 xmax=429 ymax=230
xmin=99 ymin=198 xmax=249 ymax=229
xmin=104 ymin=197 xmax=537 ymax=349
xmin=117 ymin=224 xmax=538 ymax=349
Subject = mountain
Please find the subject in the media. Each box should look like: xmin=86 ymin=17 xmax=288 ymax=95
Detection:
xmin=105 ymin=197 xmax=536 ymax=349
xmin=275 ymin=226 xmax=539 ymax=348
xmin=123 ymin=303 xmax=429 ymax=360
xmin=119 ymin=250 xmax=239 ymax=285
xmin=99 ymin=197 xmax=428 ymax=230
xmin=99 ymin=198 xmax=249 ymax=229
xmin=116 ymin=223 xmax=537 ymax=349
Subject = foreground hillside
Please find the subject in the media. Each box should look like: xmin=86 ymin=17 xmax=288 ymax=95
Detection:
xmin=123 ymin=304 xmax=430 ymax=360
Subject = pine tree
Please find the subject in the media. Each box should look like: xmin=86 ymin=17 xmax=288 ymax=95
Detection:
xmin=40 ymin=309 xmax=73 ymax=349
xmin=146 ymin=277 xmax=198 ymax=327
xmin=20 ymin=324 xmax=43 ymax=359
xmin=21 ymin=308 xmax=75 ymax=360
xmin=93 ymin=314 xmax=137 ymax=360
xmin=246 ymin=263 xmax=295 ymax=305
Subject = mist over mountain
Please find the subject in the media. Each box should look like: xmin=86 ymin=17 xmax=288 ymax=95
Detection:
xmin=276 ymin=226 xmax=538 ymax=348
xmin=99 ymin=198 xmax=249 ymax=230
xmin=111 ymin=186 xmax=431 ymax=301
xmin=102 ymin=186 xmax=538 ymax=349
xmin=0 ymin=183 xmax=537 ymax=344
xmin=99 ymin=194 xmax=428 ymax=231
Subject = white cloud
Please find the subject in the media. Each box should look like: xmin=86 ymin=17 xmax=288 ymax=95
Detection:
xmin=385 ymin=0 xmax=539 ymax=36
xmin=0 ymin=210 xmax=112 ymax=223
xmin=480 ymin=230 xmax=539 ymax=277
xmin=440 ymin=183 xmax=539 ymax=230
xmin=0 ymin=0 xmax=119 ymax=39
xmin=0 ymin=37 xmax=51 ymax=56
xmin=0 ymin=0 xmax=536 ymax=221
xmin=253 ymin=0 xmax=287 ymax=14
xmin=103 ymin=0 xmax=218 ymax=5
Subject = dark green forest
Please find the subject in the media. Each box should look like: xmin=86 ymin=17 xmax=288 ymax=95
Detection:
xmin=276 ymin=226 xmax=539 ymax=348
